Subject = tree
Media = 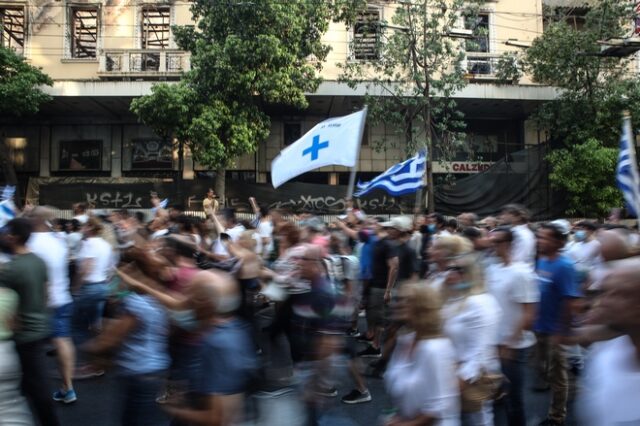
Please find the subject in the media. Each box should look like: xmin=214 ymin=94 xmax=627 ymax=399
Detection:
xmin=525 ymin=1 xmax=640 ymax=148
xmin=338 ymin=0 xmax=485 ymax=212
xmin=547 ymin=138 xmax=621 ymax=217
xmin=521 ymin=0 xmax=640 ymax=216
xmin=0 ymin=46 xmax=52 ymax=203
xmin=131 ymin=0 xmax=333 ymax=201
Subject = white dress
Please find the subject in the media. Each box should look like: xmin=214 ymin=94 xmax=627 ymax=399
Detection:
xmin=385 ymin=333 xmax=460 ymax=426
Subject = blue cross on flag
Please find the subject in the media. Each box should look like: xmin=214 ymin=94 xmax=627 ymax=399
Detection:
xmin=271 ymin=109 xmax=367 ymax=188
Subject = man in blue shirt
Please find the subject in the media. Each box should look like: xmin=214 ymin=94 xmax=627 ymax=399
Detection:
xmin=534 ymin=223 xmax=581 ymax=426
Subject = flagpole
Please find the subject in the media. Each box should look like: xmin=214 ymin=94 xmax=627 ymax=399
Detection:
xmin=346 ymin=106 xmax=368 ymax=201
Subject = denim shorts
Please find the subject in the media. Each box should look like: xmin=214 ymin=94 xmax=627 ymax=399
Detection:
xmin=50 ymin=303 xmax=73 ymax=338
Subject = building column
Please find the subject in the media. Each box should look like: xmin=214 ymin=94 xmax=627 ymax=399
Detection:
xmin=39 ymin=125 xmax=50 ymax=177
xmin=111 ymin=124 xmax=122 ymax=177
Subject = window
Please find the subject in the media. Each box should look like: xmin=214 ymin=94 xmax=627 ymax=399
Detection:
xmin=141 ymin=7 xmax=170 ymax=49
xmin=352 ymin=9 xmax=381 ymax=61
xmin=0 ymin=7 xmax=25 ymax=55
xmin=59 ymin=140 xmax=102 ymax=171
xmin=465 ymin=13 xmax=491 ymax=75
xmin=283 ymin=122 xmax=301 ymax=146
xmin=465 ymin=13 xmax=490 ymax=53
xmin=70 ymin=7 xmax=98 ymax=58
xmin=130 ymin=138 xmax=173 ymax=170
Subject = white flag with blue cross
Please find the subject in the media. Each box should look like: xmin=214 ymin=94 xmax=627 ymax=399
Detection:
xmin=271 ymin=109 xmax=367 ymax=188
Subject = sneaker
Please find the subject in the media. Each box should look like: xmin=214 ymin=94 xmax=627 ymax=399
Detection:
xmin=53 ymin=389 xmax=77 ymax=404
xmin=357 ymin=345 xmax=382 ymax=358
xmin=346 ymin=328 xmax=361 ymax=338
xmin=315 ymin=386 xmax=338 ymax=398
xmin=341 ymin=389 xmax=372 ymax=404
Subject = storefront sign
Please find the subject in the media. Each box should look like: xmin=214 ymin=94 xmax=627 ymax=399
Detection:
xmin=433 ymin=161 xmax=493 ymax=174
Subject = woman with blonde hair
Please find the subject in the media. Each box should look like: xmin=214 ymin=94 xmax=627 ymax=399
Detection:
xmin=427 ymin=235 xmax=473 ymax=292
xmin=384 ymin=284 xmax=460 ymax=426
xmin=440 ymin=237 xmax=502 ymax=426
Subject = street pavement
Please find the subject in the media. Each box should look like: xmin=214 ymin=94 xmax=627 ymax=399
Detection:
xmin=49 ymin=355 xmax=579 ymax=426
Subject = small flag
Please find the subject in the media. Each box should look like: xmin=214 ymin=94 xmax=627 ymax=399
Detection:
xmin=616 ymin=114 xmax=640 ymax=217
xmin=1 ymin=186 xmax=15 ymax=201
xmin=271 ymin=109 xmax=367 ymax=188
xmin=355 ymin=152 xmax=426 ymax=197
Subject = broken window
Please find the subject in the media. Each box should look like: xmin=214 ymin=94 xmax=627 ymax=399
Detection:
xmin=70 ymin=7 xmax=98 ymax=58
xmin=352 ymin=9 xmax=381 ymax=61
xmin=0 ymin=7 xmax=25 ymax=55
xmin=141 ymin=7 xmax=170 ymax=49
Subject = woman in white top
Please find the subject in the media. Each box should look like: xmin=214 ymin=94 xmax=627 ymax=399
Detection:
xmin=72 ymin=217 xmax=114 ymax=344
xmin=439 ymin=236 xmax=502 ymax=426
xmin=385 ymin=284 xmax=460 ymax=426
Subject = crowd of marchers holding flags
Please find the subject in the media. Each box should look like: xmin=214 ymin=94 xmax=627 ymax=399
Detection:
xmin=1 ymin=110 xmax=640 ymax=426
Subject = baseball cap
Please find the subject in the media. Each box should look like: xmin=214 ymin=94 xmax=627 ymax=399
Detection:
xmin=381 ymin=216 xmax=413 ymax=232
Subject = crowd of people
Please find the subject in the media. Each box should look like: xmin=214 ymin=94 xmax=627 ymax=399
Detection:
xmin=1 ymin=196 xmax=640 ymax=426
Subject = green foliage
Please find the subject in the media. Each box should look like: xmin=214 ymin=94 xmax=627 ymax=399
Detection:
xmin=547 ymin=138 xmax=621 ymax=217
xmin=0 ymin=46 xmax=52 ymax=116
xmin=494 ymin=52 xmax=522 ymax=84
xmin=131 ymin=0 xmax=333 ymax=174
xmin=525 ymin=0 xmax=640 ymax=148
xmin=339 ymin=0 xmax=484 ymax=156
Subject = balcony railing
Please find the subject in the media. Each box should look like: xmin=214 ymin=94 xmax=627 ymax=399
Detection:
xmin=98 ymin=49 xmax=190 ymax=79
xmin=464 ymin=53 xmax=502 ymax=81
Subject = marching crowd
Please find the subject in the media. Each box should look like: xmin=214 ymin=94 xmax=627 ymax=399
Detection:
xmin=1 ymin=194 xmax=640 ymax=426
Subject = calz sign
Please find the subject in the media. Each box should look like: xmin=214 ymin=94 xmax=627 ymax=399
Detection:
xmin=451 ymin=162 xmax=492 ymax=173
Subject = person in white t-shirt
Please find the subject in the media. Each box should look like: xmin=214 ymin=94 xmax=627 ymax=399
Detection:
xmin=566 ymin=221 xmax=601 ymax=269
xmin=486 ymin=227 xmax=539 ymax=426
xmin=441 ymin=236 xmax=502 ymax=426
xmin=500 ymin=204 xmax=536 ymax=268
xmin=385 ymin=284 xmax=460 ymax=426
xmin=210 ymin=208 xmax=245 ymax=258
xmin=578 ymin=260 xmax=640 ymax=426
xmin=27 ymin=207 xmax=77 ymax=403
xmin=73 ymin=217 xmax=113 ymax=344
xmin=256 ymin=206 xmax=274 ymax=259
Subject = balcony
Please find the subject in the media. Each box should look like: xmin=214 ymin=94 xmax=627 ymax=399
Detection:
xmin=464 ymin=53 xmax=503 ymax=82
xmin=98 ymin=49 xmax=190 ymax=80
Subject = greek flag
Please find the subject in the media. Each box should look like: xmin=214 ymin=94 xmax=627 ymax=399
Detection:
xmin=616 ymin=114 xmax=640 ymax=217
xmin=354 ymin=152 xmax=426 ymax=197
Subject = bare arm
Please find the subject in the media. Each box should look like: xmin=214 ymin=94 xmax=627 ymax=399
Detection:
xmin=84 ymin=314 xmax=137 ymax=355
xmin=335 ymin=220 xmax=358 ymax=240
xmin=116 ymin=269 xmax=188 ymax=311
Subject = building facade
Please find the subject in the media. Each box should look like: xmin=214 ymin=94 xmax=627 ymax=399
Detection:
xmin=0 ymin=0 xmax=562 ymax=207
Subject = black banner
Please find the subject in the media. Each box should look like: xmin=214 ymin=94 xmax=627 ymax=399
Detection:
xmin=35 ymin=178 xmax=413 ymax=214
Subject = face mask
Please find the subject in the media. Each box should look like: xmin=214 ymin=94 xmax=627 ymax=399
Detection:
xmin=450 ymin=281 xmax=472 ymax=291
xmin=574 ymin=230 xmax=587 ymax=242
xmin=428 ymin=224 xmax=437 ymax=233
xmin=170 ymin=309 xmax=198 ymax=331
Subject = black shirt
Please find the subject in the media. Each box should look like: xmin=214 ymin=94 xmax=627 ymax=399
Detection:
xmin=397 ymin=241 xmax=418 ymax=282
xmin=370 ymin=237 xmax=398 ymax=289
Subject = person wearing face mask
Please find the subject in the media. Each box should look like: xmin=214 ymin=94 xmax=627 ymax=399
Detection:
xmin=566 ymin=221 xmax=601 ymax=269
xmin=440 ymin=236 xmax=502 ymax=426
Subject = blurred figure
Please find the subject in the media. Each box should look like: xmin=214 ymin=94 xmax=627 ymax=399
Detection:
xmin=533 ymin=223 xmax=581 ymax=426
xmin=441 ymin=236 xmax=501 ymax=426
xmin=457 ymin=213 xmax=478 ymax=228
xmin=0 ymin=285 xmax=35 ymax=425
xmin=579 ymin=260 xmax=640 ymax=426
xmin=202 ymin=188 xmax=219 ymax=217
xmin=0 ymin=218 xmax=60 ymax=426
xmin=385 ymin=284 xmax=460 ymax=425
xmin=486 ymin=227 xmax=538 ymax=426
xmin=480 ymin=216 xmax=498 ymax=232
xmin=85 ymin=250 xmax=170 ymax=426
xmin=73 ymin=217 xmax=114 ymax=346
xmin=500 ymin=204 xmax=536 ymax=268
xmin=427 ymin=213 xmax=450 ymax=239
xmin=162 ymin=270 xmax=257 ymax=426
xmin=27 ymin=207 xmax=77 ymax=404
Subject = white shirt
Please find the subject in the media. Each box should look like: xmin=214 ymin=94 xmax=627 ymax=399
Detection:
xmin=66 ymin=232 xmax=84 ymax=259
xmin=27 ymin=232 xmax=72 ymax=308
xmin=73 ymin=214 xmax=88 ymax=224
xmin=213 ymin=224 xmax=246 ymax=256
xmin=443 ymin=293 xmax=502 ymax=381
xmin=486 ymin=261 xmax=539 ymax=349
xmin=566 ymin=239 xmax=601 ymax=268
xmin=257 ymin=220 xmax=273 ymax=256
xmin=150 ymin=229 xmax=169 ymax=240
xmin=385 ymin=334 xmax=460 ymax=425
xmin=79 ymin=237 xmax=113 ymax=283
xmin=579 ymin=336 xmax=640 ymax=426
xmin=511 ymin=224 xmax=536 ymax=268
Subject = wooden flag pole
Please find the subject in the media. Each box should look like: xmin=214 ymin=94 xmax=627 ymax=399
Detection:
xmin=346 ymin=106 xmax=368 ymax=202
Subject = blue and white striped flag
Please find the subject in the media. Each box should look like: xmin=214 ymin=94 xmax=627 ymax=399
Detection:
xmin=354 ymin=151 xmax=426 ymax=197
xmin=616 ymin=114 xmax=640 ymax=217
